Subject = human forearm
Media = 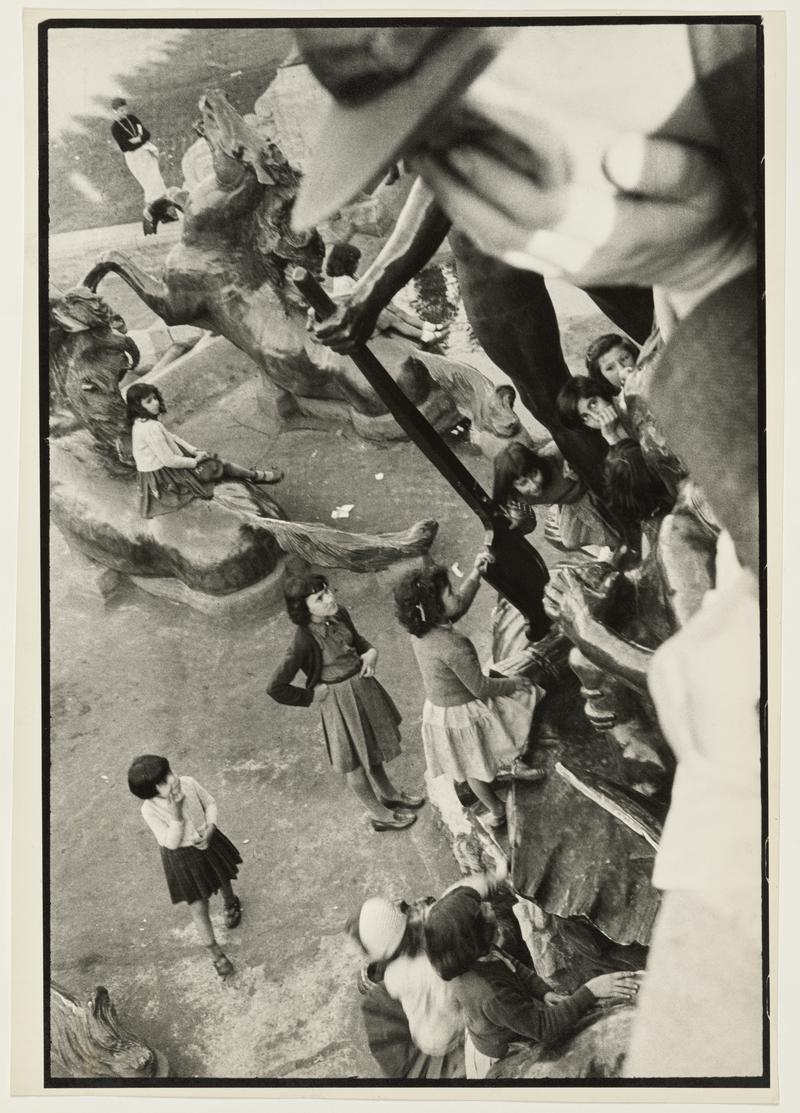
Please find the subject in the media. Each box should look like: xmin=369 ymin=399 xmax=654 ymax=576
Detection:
xmin=485 ymin=984 xmax=594 ymax=1045
xmin=352 ymin=178 xmax=450 ymax=309
xmin=450 ymin=569 xmax=482 ymax=620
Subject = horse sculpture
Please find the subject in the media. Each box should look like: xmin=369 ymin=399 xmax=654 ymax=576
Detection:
xmin=82 ymin=91 xmax=473 ymax=442
xmin=48 ymin=287 xmax=438 ymax=605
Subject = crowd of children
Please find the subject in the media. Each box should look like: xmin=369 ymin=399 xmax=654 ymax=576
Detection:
xmin=125 ymin=328 xmax=665 ymax=1077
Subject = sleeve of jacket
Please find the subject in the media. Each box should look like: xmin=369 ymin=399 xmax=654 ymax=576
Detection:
xmin=267 ymin=634 xmax=315 ymax=707
xmin=338 ymin=607 xmax=372 ymax=655
xmin=482 ymin=982 xmax=595 ymax=1045
xmin=446 ymin=635 xmax=519 ymax=701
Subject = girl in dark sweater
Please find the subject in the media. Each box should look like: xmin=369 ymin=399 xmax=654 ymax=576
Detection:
xmin=425 ymin=874 xmax=644 ymax=1078
xmin=267 ymin=571 xmax=423 ymax=830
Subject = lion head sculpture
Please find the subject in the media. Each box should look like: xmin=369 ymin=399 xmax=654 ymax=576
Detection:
xmin=49 ymin=287 xmax=138 ymax=473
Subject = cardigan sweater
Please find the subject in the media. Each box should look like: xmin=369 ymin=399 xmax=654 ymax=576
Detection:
xmin=132 ymin=419 xmax=199 ymax=472
xmin=267 ymin=607 xmax=372 ymax=707
xmin=140 ymin=775 xmax=218 ymax=849
xmin=411 ymin=626 xmax=519 ymax=707
xmin=453 ymin=954 xmax=595 ymax=1058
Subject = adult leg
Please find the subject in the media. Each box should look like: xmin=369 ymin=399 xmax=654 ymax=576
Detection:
xmin=450 ymin=232 xmax=608 ymax=494
xmin=582 ymin=286 xmax=655 ymax=346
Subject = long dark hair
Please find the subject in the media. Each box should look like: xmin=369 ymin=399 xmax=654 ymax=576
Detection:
xmin=556 ymin=375 xmax=617 ymax=430
xmin=394 ymin=566 xmax=450 ymax=637
xmin=602 ymin=439 xmax=674 ymax=531
xmin=492 ymin=442 xmax=554 ymax=506
xmin=424 ymin=889 xmax=494 ymax=982
xmin=585 ymin=333 xmax=639 ymax=394
xmin=283 ymin=571 xmax=329 ymax=626
xmin=125 ymin=381 xmax=166 ymax=425
xmin=326 ymin=242 xmax=361 ymax=279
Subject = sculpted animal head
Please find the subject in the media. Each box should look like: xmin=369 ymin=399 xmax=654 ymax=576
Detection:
xmin=474 ymin=383 xmax=524 ymax=440
xmin=415 ymin=354 xmax=526 ymax=452
xmin=49 ymin=287 xmax=137 ymax=472
xmin=50 ymin=983 xmax=160 ymax=1079
xmin=197 ymin=90 xmax=325 ymax=281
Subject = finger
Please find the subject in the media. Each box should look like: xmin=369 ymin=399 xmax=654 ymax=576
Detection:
xmin=603 ymin=132 xmax=728 ymax=207
xmin=443 ymin=145 xmax=566 ymax=229
xmin=412 ymin=154 xmax=528 ymax=258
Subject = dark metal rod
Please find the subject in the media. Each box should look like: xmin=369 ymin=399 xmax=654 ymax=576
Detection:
xmin=293 ymin=267 xmax=551 ymax=638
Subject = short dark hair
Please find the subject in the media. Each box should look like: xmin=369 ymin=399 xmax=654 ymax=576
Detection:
xmin=424 ymin=888 xmax=493 ymax=982
xmin=125 ymin=381 xmax=166 ymax=424
xmin=326 ymin=242 xmax=362 ymax=278
xmin=602 ymin=439 xmax=674 ymax=530
xmin=394 ymin=565 xmax=450 ymax=636
xmin=283 ymin=571 xmax=329 ymax=626
xmin=585 ymin=333 xmax=639 ymax=394
xmin=556 ymin=375 xmax=617 ymax=430
xmin=111 ymin=97 xmax=127 ymax=110
xmin=128 ymin=754 xmax=170 ymax=799
xmin=492 ymin=442 xmax=554 ymax=507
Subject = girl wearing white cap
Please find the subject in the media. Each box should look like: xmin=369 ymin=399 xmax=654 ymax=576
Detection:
xmin=346 ymin=895 xmax=464 ymax=1077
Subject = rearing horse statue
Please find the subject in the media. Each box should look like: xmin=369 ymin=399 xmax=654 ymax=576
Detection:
xmin=82 ymin=91 xmax=465 ymax=441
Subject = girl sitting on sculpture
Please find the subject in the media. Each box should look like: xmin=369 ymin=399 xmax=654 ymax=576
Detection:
xmin=424 ymin=866 xmax=644 ymax=1079
xmin=324 ymin=243 xmax=446 ymax=346
xmin=267 ymin=569 xmax=424 ymax=831
xmin=394 ymin=551 xmax=545 ymax=832
xmin=127 ymin=754 xmax=242 ymax=979
xmin=126 ymin=381 xmax=284 ymax=519
xmin=492 ymin=442 xmax=617 ymax=552
xmin=556 ymin=375 xmax=631 ymax=446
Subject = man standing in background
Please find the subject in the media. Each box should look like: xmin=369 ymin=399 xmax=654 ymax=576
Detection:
xmin=110 ymin=96 xmax=171 ymax=233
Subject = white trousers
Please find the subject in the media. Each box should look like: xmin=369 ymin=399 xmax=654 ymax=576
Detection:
xmin=124 ymin=144 xmax=166 ymax=205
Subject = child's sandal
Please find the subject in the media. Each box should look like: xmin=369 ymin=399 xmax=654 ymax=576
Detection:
xmin=223 ymin=895 xmax=242 ymax=929
xmin=213 ymin=952 xmax=235 ymax=978
xmin=251 ymin=468 xmax=284 ymax=484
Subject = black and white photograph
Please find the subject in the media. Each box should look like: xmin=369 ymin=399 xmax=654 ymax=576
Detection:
xmin=15 ymin=9 xmax=778 ymax=1096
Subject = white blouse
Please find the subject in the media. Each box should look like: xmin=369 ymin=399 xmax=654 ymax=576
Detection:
xmin=132 ymin=418 xmax=199 ymax=473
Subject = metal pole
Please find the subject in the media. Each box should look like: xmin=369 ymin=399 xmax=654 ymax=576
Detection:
xmin=293 ymin=268 xmax=551 ymax=639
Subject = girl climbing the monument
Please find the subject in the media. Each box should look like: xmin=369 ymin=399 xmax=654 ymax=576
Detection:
xmin=267 ymin=570 xmax=424 ymax=831
xmin=492 ymin=442 xmax=617 ymax=552
xmin=393 ymin=550 xmax=546 ymax=833
xmin=127 ymin=754 xmax=242 ymax=979
xmin=126 ymin=381 xmax=284 ymax=519
xmin=424 ymin=871 xmax=645 ymax=1078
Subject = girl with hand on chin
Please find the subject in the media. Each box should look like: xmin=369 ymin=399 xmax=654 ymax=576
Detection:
xmin=127 ymin=754 xmax=242 ymax=979
xmin=268 ymin=571 xmax=424 ymax=831
xmin=556 ymin=375 xmax=631 ymax=446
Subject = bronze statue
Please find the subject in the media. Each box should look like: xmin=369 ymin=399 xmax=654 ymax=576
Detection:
xmin=310 ymin=176 xmax=653 ymax=495
xmin=49 ymin=982 xmax=168 ymax=1079
xmin=80 ymin=92 xmax=504 ymax=444
xmin=543 ymin=481 xmax=720 ymax=794
xmin=48 ymin=286 xmax=438 ymax=601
